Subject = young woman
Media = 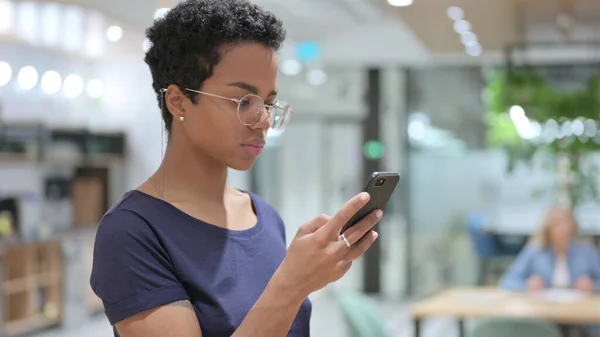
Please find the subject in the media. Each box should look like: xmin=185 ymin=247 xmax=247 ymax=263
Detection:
xmin=500 ymin=206 xmax=600 ymax=292
xmin=90 ymin=1 xmax=382 ymax=337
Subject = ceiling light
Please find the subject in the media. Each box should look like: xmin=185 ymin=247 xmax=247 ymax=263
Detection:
xmin=460 ymin=32 xmax=478 ymax=45
xmin=63 ymin=74 xmax=84 ymax=98
xmin=453 ymin=20 xmax=471 ymax=34
xmin=466 ymin=42 xmax=482 ymax=56
xmin=387 ymin=0 xmax=413 ymax=7
xmin=106 ymin=25 xmax=123 ymax=42
xmin=307 ymin=69 xmax=327 ymax=86
xmin=447 ymin=7 xmax=463 ymax=21
xmin=41 ymin=70 xmax=62 ymax=95
xmin=18 ymin=66 xmax=38 ymax=90
xmin=0 ymin=0 xmax=14 ymax=33
xmin=281 ymin=59 xmax=302 ymax=76
xmin=0 ymin=61 xmax=12 ymax=86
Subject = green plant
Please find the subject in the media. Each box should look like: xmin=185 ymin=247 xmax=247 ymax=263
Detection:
xmin=484 ymin=66 xmax=600 ymax=206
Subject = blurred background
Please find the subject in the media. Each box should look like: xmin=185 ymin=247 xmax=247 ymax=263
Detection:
xmin=1 ymin=0 xmax=600 ymax=336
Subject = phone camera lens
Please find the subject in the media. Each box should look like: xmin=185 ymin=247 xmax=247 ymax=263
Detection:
xmin=374 ymin=177 xmax=386 ymax=187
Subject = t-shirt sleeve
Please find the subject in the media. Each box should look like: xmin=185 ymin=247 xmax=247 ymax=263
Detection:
xmin=90 ymin=208 xmax=189 ymax=325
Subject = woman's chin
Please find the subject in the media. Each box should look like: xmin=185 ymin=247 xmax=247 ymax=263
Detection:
xmin=228 ymin=158 xmax=258 ymax=172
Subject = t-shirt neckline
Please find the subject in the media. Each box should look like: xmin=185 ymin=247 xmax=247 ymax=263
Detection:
xmin=128 ymin=189 xmax=264 ymax=239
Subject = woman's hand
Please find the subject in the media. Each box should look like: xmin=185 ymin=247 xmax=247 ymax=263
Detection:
xmin=274 ymin=192 xmax=381 ymax=298
xmin=526 ymin=275 xmax=545 ymax=292
xmin=233 ymin=192 xmax=381 ymax=337
xmin=573 ymin=275 xmax=594 ymax=293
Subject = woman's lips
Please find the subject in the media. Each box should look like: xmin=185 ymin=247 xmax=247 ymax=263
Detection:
xmin=242 ymin=144 xmax=263 ymax=155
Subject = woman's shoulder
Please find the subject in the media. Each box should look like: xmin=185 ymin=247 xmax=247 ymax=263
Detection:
xmin=96 ymin=190 xmax=159 ymax=238
xmin=519 ymin=243 xmax=551 ymax=257
xmin=522 ymin=242 xmax=544 ymax=252
xmin=570 ymin=241 xmax=599 ymax=255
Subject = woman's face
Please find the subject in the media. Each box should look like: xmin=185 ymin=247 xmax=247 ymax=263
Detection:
xmin=168 ymin=42 xmax=279 ymax=171
xmin=548 ymin=209 xmax=574 ymax=249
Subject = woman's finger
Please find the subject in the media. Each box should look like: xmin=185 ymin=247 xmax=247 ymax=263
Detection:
xmin=317 ymin=192 xmax=370 ymax=239
xmin=338 ymin=210 xmax=382 ymax=248
xmin=343 ymin=230 xmax=379 ymax=261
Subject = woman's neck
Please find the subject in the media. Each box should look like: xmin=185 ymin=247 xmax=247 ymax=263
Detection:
xmin=155 ymin=138 xmax=230 ymax=205
xmin=553 ymin=244 xmax=570 ymax=257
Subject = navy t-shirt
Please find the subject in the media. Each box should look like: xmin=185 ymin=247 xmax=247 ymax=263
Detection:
xmin=90 ymin=190 xmax=312 ymax=337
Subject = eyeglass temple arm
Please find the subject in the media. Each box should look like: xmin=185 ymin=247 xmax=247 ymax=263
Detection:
xmin=184 ymin=88 xmax=241 ymax=103
xmin=159 ymin=87 xmax=240 ymax=103
xmin=163 ymin=87 xmax=279 ymax=108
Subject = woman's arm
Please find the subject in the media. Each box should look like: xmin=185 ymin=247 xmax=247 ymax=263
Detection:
xmin=114 ymin=271 xmax=306 ymax=337
xmin=499 ymin=245 xmax=535 ymax=291
xmin=116 ymin=301 xmax=202 ymax=337
xmin=230 ymin=271 xmax=308 ymax=337
xmin=115 ymin=272 xmax=303 ymax=337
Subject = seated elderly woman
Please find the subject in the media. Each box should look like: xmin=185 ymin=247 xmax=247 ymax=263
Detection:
xmin=499 ymin=206 xmax=600 ymax=293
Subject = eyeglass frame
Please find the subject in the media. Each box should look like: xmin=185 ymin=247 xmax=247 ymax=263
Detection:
xmin=159 ymin=87 xmax=294 ymax=130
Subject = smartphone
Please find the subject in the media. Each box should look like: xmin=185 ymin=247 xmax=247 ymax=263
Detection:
xmin=340 ymin=172 xmax=399 ymax=234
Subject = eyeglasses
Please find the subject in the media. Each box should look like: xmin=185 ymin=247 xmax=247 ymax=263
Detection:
xmin=182 ymin=88 xmax=294 ymax=131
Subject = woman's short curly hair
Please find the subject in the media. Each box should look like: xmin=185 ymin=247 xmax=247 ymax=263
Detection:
xmin=144 ymin=0 xmax=286 ymax=133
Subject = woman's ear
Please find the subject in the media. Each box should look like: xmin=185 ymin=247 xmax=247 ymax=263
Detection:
xmin=165 ymin=84 xmax=186 ymax=119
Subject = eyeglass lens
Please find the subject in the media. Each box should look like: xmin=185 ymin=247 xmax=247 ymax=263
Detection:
xmin=237 ymin=94 xmax=290 ymax=130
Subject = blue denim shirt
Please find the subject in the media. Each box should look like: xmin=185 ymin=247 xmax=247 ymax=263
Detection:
xmin=499 ymin=241 xmax=600 ymax=292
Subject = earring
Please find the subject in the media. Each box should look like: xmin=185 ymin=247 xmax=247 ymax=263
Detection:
xmin=179 ymin=116 xmax=184 ymax=122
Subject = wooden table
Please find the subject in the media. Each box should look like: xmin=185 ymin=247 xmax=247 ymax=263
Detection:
xmin=410 ymin=287 xmax=600 ymax=337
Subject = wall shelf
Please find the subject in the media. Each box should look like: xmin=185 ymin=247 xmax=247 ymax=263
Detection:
xmin=0 ymin=123 xmax=126 ymax=163
xmin=1 ymin=241 xmax=62 ymax=336
xmin=0 ymin=122 xmax=127 ymax=334
xmin=3 ymin=314 xmax=60 ymax=336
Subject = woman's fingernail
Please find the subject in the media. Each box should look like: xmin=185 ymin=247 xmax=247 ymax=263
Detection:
xmin=375 ymin=210 xmax=383 ymax=218
xmin=360 ymin=192 xmax=370 ymax=201
xmin=372 ymin=231 xmax=379 ymax=239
